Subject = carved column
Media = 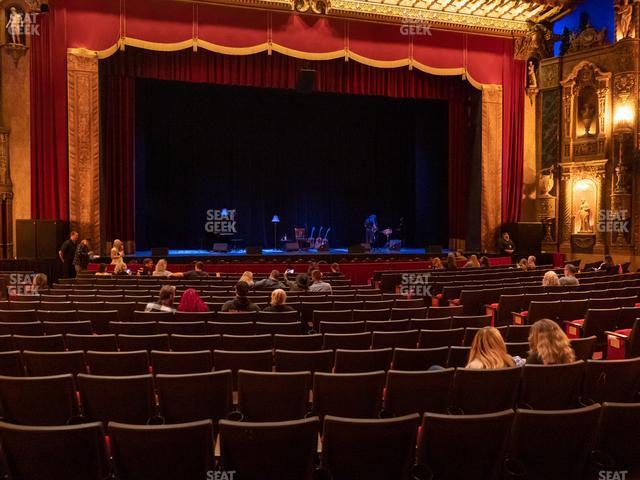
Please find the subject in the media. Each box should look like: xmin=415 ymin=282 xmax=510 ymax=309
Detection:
xmin=67 ymin=52 xmax=101 ymax=253
xmin=0 ymin=129 xmax=13 ymax=259
xmin=481 ymin=85 xmax=503 ymax=252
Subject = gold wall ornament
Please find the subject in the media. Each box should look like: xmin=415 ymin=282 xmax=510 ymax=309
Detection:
xmin=294 ymin=0 xmax=327 ymax=14
xmin=0 ymin=128 xmax=13 ymax=259
xmin=567 ymin=23 xmax=608 ymax=53
xmin=514 ymin=23 xmax=557 ymax=60
xmin=67 ymin=52 xmax=102 ymax=254
xmin=615 ymin=0 xmax=635 ymax=41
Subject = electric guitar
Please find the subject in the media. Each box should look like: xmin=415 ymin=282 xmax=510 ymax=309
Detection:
xmin=307 ymin=227 xmax=315 ymax=248
xmin=314 ymin=227 xmax=324 ymax=249
xmin=320 ymin=228 xmax=331 ymax=247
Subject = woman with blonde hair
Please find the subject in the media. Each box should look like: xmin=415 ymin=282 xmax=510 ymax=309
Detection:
xmin=542 ymin=270 xmax=560 ymax=286
xmin=110 ymin=239 xmax=125 ymax=265
xmin=517 ymin=258 xmax=528 ymax=270
xmin=239 ymin=271 xmax=254 ymax=286
xmin=152 ymin=259 xmax=172 ymax=277
xmin=431 ymin=257 xmax=444 ymax=270
xmin=527 ymin=319 xmax=575 ymax=365
xmin=466 ymin=327 xmax=516 ymax=369
xmin=464 ymin=255 xmax=480 ymax=268
xmin=263 ymin=289 xmax=294 ymax=312
xmin=113 ymin=261 xmax=130 ymax=276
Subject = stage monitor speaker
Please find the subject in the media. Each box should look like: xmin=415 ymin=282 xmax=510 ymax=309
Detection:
xmin=296 ymin=68 xmax=315 ymax=93
xmin=151 ymin=247 xmax=169 ymax=257
xmin=246 ymin=246 xmax=263 ymax=255
xmin=285 ymin=242 xmax=300 ymax=252
xmin=388 ymin=240 xmax=402 ymax=251
xmin=426 ymin=245 xmax=443 ymax=254
xmin=213 ymin=243 xmax=229 ymax=252
xmin=501 ymin=222 xmax=542 ymax=256
xmin=16 ymin=220 xmax=37 ymax=258
xmin=348 ymin=243 xmax=370 ymax=254
xmin=317 ymin=244 xmax=330 ymax=252
xmin=36 ymin=220 xmax=69 ymax=259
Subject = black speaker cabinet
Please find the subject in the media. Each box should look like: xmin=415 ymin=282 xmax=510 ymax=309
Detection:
xmin=16 ymin=220 xmax=37 ymax=258
xmin=151 ymin=247 xmax=169 ymax=257
xmin=246 ymin=246 xmax=263 ymax=255
xmin=37 ymin=220 xmax=69 ymax=259
xmin=348 ymin=243 xmax=370 ymax=254
xmin=501 ymin=222 xmax=542 ymax=256
xmin=285 ymin=242 xmax=300 ymax=252
xmin=213 ymin=243 xmax=229 ymax=252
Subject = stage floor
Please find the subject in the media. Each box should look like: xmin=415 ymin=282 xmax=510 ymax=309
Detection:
xmin=133 ymin=247 xmax=431 ymax=258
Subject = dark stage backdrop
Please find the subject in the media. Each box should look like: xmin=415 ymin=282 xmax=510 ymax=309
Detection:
xmin=135 ymin=79 xmax=448 ymax=250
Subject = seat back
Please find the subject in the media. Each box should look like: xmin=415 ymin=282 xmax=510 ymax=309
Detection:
xmin=221 ymin=334 xmax=273 ymax=351
xmin=384 ymin=369 xmax=454 ymax=415
xmin=312 ymin=371 xmax=385 ymax=418
xmin=274 ymin=350 xmax=334 ymax=373
xmin=320 ymin=414 xmax=420 ymax=480
xmin=0 ymin=351 xmax=24 ymax=376
xmin=169 ymin=334 xmax=221 ymax=352
xmin=449 ymin=367 xmax=521 ymax=414
xmin=594 ymin=402 xmax=640 ymax=472
xmin=151 ymin=350 xmax=213 ymax=374
xmin=570 ymin=336 xmax=597 ymax=361
xmin=117 ymin=334 xmax=170 ymax=351
xmin=237 ymin=370 xmax=311 ymax=421
xmin=323 ymin=332 xmax=371 ymax=350
xmin=518 ymin=362 xmax=584 ymax=409
xmin=582 ymin=358 xmax=640 ymax=403
xmin=371 ymin=330 xmax=419 ymax=349
xmin=85 ymin=350 xmax=149 ymax=376
xmin=23 ymin=351 xmax=87 ymax=377
xmin=450 ymin=315 xmax=492 ymax=329
xmin=219 ymin=417 xmax=319 ymax=480
xmin=391 ymin=347 xmax=449 ymax=371
xmin=334 ymin=348 xmax=393 ymax=373
xmin=273 ymin=334 xmax=323 ymax=351
xmin=213 ymin=350 xmax=273 ymax=389
xmin=418 ymin=328 xmax=464 ymax=348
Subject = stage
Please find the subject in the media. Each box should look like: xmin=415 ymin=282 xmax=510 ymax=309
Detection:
xmin=131 ymin=247 xmax=431 ymax=259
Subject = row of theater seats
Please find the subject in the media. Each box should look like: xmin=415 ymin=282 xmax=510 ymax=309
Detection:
xmin=1 ymin=361 xmax=640 ymax=425
xmin=3 ymin=397 xmax=637 ymax=479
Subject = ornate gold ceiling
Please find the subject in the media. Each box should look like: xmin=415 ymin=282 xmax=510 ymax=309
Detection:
xmin=190 ymin=0 xmax=576 ymax=35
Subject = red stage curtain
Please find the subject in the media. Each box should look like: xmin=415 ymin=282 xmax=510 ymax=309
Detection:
xmin=102 ymin=76 xmax=135 ymax=247
xmin=30 ymin=9 xmax=69 ymax=220
xmin=101 ymin=48 xmax=472 ymax=246
xmin=502 ymin=47 xmax=526 ymax=224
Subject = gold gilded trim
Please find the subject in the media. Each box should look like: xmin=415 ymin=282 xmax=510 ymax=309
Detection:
xmin=271 ymin=43 xmax=345 ymax=61
xmin=197 ymin=39 xmax=270 ymax=55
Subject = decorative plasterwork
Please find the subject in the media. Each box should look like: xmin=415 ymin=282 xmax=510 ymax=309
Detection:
xmin=189 ymin=0 xmax=573 ymax=36
xmin=67 ymin=53 xmax=102 ymax=253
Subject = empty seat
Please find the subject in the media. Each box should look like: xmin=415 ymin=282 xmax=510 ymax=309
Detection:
xmin=334 ymin=348 xmax=393 ymax=373
xmin=582 ymin=358 xmax=640 ymax=403
xmin=37 ymin=310 xmax=77 ymax=323
xmin=428 ymin=306 xmax=463 ymax=318
xmin=219 ymin=417 xmax=319 ymax=480
xmin=451 ymin=314 xmax=492 ymax=329
xmin=254 ymin=322 xmax=301 ymax=335
xmin=0 ymin=322 xmax=44 ymax=336
xmin=363 ymin=300 xmax=395 ymax=310
xmin=208 ymin=322 xmax=255 ymax=336
xmin=410 ymin=318 xmax=452 ymax=331
xmin=169 ymin=334 xmax=221 ymax=352
xmin=23 ymin=351 xmax=86 ymax=377
xmin=593 ymin=402 xmax=640 ymax=475
xmin=371 ymin=330 xmax=419 ymax=349
xmin=78 ymin=373 xmax=156 ymax=424
xmin=216 ymin=311 xmax=258 ymax=323
xmin=416 ymin=409 xmax=514 ymax=480
xmin=391 ymin=347 xmax=449 ymax=371
xmin=447 ymin=346 xmax=471 ymax=368
xmin=0 ymin=351 xmax=23 ymax=376
xmin=0 ymin=421 xmax=109 ymax=480
xmin=419 ymin=328 xmax=464 ymax=348
xmin=0 ymin=335 xmax=14 ymax=352
xmin=0 ymin=310 xmax=37 ymax=323
xmin=353 ymin=308 xmax=391 ymax=322
xmin=384 ymin=369 xmax=454 ymax=416
xmin=65 ymin=333 xmax=118 ymax=352
xmin=323 ymin=332 xmax=371 ymax=350
xmin=104 ymin=301 xmax=136 ymax=322
xmin=506 ymin=405 xmax=601 ymax=480
xmin=449 ymin=367 xmax=521 ymax=414
xmin=518 ymin=362 xmax=584 ymax=410
xmin=503 ymin=324 xmax=532 ymax=343
xmin=320 ymin=414 xmax=420 ymax=480
xmin=109 ymin=420 xmax=215 ymax=480
xmin=391 ymin=307 xmax=428 ymax=320
xmin=558 ymin=299 xmax=589 ymax=322
xmin=274 ymin=349 xmax=334 ymax=373
xmin=222 ymin=334 xmax=272 ymax=351
xmin=13 ymin=334 xmax=65 ymax=352
xmin=313 ymin=310 xmax=353 ymax=330
xmin=312 ymin=371 xmax=385 ymax=418
xmin=174 ymin=311 xmax=216 ymax=323
xmin=117 ymin=334 xmax=170 ymax=351
xmin=570 ymin=335 xmax=597 ymax=360
xmin=156 ymin=321 xmax=206 ymax=335
xmin=76 ymin=310 xmax=119 ymax=334
xmin=156 ymin=370 xmax=233 ymax=424
xmin=213 ymin=350 xmax=273 ymax=388
xmin=43 ymin=321 xmax=93 ymax=335
xmin=0 ymin=374 xmax=78 ymax=425
xmin=319 ymin=321 xmax=366 ymax=334
xmin=85 ymin=350 xmax=150 ymax=376
xmin=256 ymin=310 xmax=301 ymax=324
xmin=395 ymin=298 xmax=425 ymax=308
xmin=110 ymin=321 xmax=157 ymax=336
xmin=273 ymin=334 xmax=323 ymax=351
xmin=150 ymin=350 xmax=213 ymax=375
xmin=236 ymin=370 xmax=311 ymax=421
xmin=365 ymin=319 xmax=411 ymax=332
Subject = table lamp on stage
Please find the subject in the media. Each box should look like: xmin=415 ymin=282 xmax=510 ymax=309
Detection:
xmin=272 ymin=215 xmax=280 ymax=251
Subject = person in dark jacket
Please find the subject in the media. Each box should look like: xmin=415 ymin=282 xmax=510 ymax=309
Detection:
xmin=221 ymin=281 xmax=260 ymax=312
xmin=254 ymin=270 xmax=285 ymax=290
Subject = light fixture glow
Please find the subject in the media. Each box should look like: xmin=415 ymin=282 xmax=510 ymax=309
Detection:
xmin=614 ymin=103 xmax=634 ymax=127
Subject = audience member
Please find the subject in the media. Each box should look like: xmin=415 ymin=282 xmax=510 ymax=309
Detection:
xmin=307 ymin=262 xmax=320 ymax=275
xmin=173 ymin=261 xmax=210 ymax=279
xmin=152 ymin=259 xmax=172 ymax=277
xmin=31 ymin=273 xmax=48 ymax=294
xmin=58 ymin=230 xmax=79 ymax=279
xmin=145 ymin=285 xmax=176 ymax=313
xmin=309 ymin=269 xmax=332 ymax=293
xmin=497 ymin=232 xmax=515 ymax=255
xmin=466 ymin=327 xmax=516 ymax=369
xmin=542 ymin=270 xmax=560 ymax=287
xmin=559 ymin=264 xmax=579 ymax=286
xmin=463 ymin=255 xmax=480 ymax=268
xmin=137 ymin=258 xmax=154 ymax=276
xmin=113 ymin=262 xmax=130 ymax=276
xmin=263 ymin=289 xmax=294 ymax=312
xmin=221 ymin=281 xmax=260 ymax=312
xmin=178 ymin=288 xmax=209 ymax=312
xmin=445 ymin=253 xmax=458 ymax=270
xmin=325 ymin=263 xmax=341 ymax=277
xmin=95 ymin=263 xmax=110 ymax=276
xmin=285 ymin=272 xmax=309 ymax=292
xmin=454 ymin=250 xmax=467 ymax=262
xmin=517 ymin=258 xmax=528 ymax=270
xmin=239 ymin=271 xmax=254 ymax=286
xmin=432 ymin=257 xmax=444 ymax=270
xmin=73 ymin=238 xmax=92 ymax=273
xmin=598 ymin=255 xmax=621 ymax=275
xmin=527 ymin=255 xmax=537 ymax=269
xmin=526 ymin=319 xmax=575 ymax=365
xmin=479 ymin=256 xmax=490 ymax=268
xmin=254 ymin=269 xmax=285 ymax=290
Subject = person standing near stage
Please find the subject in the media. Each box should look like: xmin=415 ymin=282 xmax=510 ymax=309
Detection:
xmin=59 ymin=231 xmax=79 ymax=278
xmin=497 ymin=232 xmax=515 ymax=256
xmin=364 ymin=214 xmax=378 ymax=246
xmin=73 ymin=238 xmax=92 ymax=274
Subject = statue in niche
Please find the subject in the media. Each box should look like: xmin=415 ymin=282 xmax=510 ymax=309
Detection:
xmin=6 ymin=6 xmax=25 ymax=45
xmin=527 ymin=60 xmax=538 ymax=88
xmin=615 ymin=160 xmax=628 ymax=192
xmin=577 ymin=198 xmax=593 ymax=232
xmin=616 ymin=0 xmax=634 ymax=40
xmin=538 ymin=166 xmax=555 ymax=197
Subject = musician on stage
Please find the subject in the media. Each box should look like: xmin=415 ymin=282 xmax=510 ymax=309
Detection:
xmin=364 ymin=214 xmax=378 ymax=246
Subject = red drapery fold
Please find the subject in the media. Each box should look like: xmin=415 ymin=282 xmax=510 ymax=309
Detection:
xmin=101 ymin=48 xmax=472 ymax=246
xmin=502 ymin=45 xmax=526 ymax=224
xmin=30 ymin=9 xmax=69 ymax=220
